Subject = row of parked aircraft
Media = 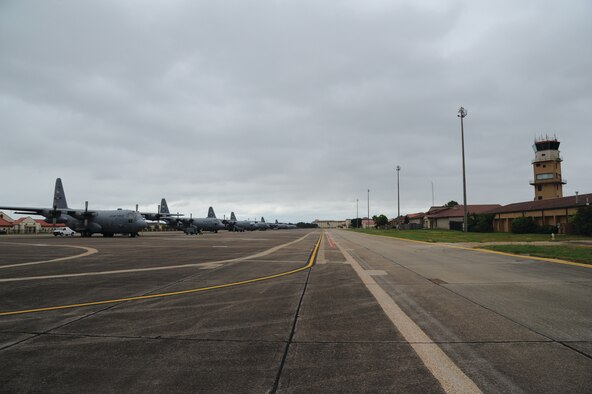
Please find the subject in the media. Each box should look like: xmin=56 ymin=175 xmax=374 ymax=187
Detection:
xmin=0 ymin=178 xmax=297 ymax=237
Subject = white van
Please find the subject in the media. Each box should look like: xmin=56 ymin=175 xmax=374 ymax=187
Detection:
xmin=53 ymin=227 xmax=76 ymax=236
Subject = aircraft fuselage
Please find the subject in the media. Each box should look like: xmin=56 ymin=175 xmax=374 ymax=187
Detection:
xmin=56 ymin=210 xmax=146 ymax=236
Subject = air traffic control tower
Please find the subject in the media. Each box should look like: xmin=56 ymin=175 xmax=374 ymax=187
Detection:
xmin=530 ymin=136 xmax=566 ymax=200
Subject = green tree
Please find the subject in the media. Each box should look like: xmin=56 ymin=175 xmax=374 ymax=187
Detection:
xmin=372 ymin=214 xmax=389 ymax=228
xmin=350 ymin=218 xmax=362 ymax=228
xmin=571 ymin=206 xmax=592 ymax=236
xmin=446 ymin=200 xmax=459 ymax=207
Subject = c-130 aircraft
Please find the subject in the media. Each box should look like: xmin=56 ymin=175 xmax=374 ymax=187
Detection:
xmin=156 ymin=198 xmax=226 ymax=235
xmin=0 ymin=178 xmax=147 ymax=237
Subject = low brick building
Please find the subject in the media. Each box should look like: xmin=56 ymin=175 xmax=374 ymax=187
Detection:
xmin=490 ymin=193 xmax=592 ymax=233
xmin=425 ymin=204 xmax=501 ymax=230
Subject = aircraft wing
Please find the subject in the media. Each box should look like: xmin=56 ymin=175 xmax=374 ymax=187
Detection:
xmin=0 ymin=206 xmax=100 ymax=220
xmin=141 ymin=212 xmax=184 ymax=221
xmin=0 ymin=206 xmax=53 ymax=217
xmin=63 ymin=209 xmax=97 ymax=220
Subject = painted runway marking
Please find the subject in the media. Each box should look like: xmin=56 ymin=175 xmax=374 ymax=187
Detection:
xmin=332 ymin=234 xmax=482 ymax=394
xmin=326 ymin=233 xmax=336 ymax=248
xmin=0 ymin=234 xmax=322 ymax=316
xmin=0 ymin=233 xmax=314 ymax=283
xmin=365 ymin=270 xmax=388 ymax=276
xmin=0 ymin=242 xmax=98 ymax=269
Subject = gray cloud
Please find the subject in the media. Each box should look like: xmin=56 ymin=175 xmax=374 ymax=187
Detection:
xmin=1 ymin=0 xmax=590 ymax=223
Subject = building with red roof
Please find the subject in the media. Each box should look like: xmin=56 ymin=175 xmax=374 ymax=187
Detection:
xmin=425 ymin=204 xmax=501 ymax=230
xmin=490 ymin=193 xmax=591 ymax=233
xmin=0 ymin=211 xmax=64 ymax=234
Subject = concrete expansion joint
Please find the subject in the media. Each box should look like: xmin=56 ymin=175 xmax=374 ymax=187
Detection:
xmin=559 ymin=342 xmax=592 ymax=361
xmin=24 ymin=331 xmax=292 ymax=344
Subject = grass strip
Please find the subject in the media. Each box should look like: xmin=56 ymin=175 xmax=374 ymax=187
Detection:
xmin=350 ymin=229 xmax=587 ymax=243
xmin=481 ymin=244 xmax=592 ymax=265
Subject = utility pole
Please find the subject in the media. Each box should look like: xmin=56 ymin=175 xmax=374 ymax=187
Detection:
xmin=396 ymin=166 xmax=401 ymax=225
xmin=458 ymin=106 xmax=468 ymax=232
xmin=367 ymin=189 xmax=370 ymax=228
xmin=356 ymin=198 xmax=359 ymax=228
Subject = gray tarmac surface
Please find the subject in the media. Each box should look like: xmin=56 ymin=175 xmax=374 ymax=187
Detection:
xmin=0 ymin=229 xmax=591 ymax=393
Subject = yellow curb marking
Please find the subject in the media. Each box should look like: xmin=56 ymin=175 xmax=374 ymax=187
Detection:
xmin=356 ymin=232 xmax=591 ymax=268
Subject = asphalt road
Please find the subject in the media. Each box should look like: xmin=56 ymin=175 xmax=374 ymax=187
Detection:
xmin=0 ymin=229 xmax=590 ymax=393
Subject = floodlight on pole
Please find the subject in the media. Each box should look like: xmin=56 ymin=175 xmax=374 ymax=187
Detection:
xmin=367 ymin=189 xmax=370 ymax=228
xmin=396 ymin=165 xmax=401 ymax=226
xmin=458 ymin=106 xmax=468 ymax=232
xmin=356 ymin=198 xmax=359 ymax=228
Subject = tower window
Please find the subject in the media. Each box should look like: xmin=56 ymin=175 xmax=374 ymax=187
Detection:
xmin=538 ymin=196 xmax=543 ymax=200
xmin=536 ymin=173 xmax=553 ymax=180
xmin=537 ymin=185 xmax=542 ymax=191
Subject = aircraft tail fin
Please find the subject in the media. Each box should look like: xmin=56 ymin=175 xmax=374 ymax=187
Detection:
xmin=160 ymin=198 xmax=170 ymax=214
xmin=208 ymin=207 xmax=216 ymax=218
xmin=53 ymin=178 xmax=68 ymax=209
xmin=261 ymin=217 xmax=265 ymax=223
xmin=231 ymin=212 xmax=237 ymax=221
xmin=275 ymin=219 xmax=279 ymax=224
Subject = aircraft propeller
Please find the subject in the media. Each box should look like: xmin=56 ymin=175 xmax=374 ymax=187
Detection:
xmin=51 ymin=204 xmax=58 ymax=225
xmin=83 ymin=201 xmax=89 ymax=228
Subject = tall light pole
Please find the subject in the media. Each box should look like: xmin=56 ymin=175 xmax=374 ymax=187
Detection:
xmin=458 ymin=106 xmax=468 ymax=232
xmin=356 ymin=198 xmax=359 ymax=228
xmin=396 ymin=166 xmax=401 ymax=228
xmin=367 ymin=189 xmax=370 ymax=228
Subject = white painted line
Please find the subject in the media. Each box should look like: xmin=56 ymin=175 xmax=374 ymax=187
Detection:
xmin=365 ymin=270 xmax=388 ymax=276
xmin=199 ymin=263 xmax=224 ymax=270
xmin=0 ymin=242 xmax=98 ymax=270
xmin=333 ymin=236 xmax=482 ymax=394
xmin=0 ymin=233 xmax=315 ymax=282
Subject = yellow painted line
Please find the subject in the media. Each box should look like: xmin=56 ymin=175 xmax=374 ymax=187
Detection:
xmin=356 ymin=232 xmax=592 ymax=269
xmin=0 ymin=234 xmax=322 ymax=317
xmin=469 ymin=247 xmax=592 ymax=268
xmin=0 ymin=242 xmax=98 ymax=269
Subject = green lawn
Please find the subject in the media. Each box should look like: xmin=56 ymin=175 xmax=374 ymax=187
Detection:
xmin=350 ymin=228 xmax=581 ymax=243
xmin=349 ymin=228 xmax=591 ymax=265
xmin=482 ymin=245 xmax=592 ymax=265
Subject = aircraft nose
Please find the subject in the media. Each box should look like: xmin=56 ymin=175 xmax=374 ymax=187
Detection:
xmin=136 ymin=216 xmax=147 ymax=230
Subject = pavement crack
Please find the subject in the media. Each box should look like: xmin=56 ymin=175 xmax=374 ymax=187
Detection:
xmin=269 ymin=259 xmax=314 ymax=393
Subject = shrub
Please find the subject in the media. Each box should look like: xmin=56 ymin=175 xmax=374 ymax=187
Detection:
xmin=468 ymin=213 xmax=494 ymax=233
xmin=511 ymin=217 xmax=539 ymax=234
xmin=571 ymin=206 xmax=592 ymax=236
xmin=537 ymin=225 xmax=557 ymax=234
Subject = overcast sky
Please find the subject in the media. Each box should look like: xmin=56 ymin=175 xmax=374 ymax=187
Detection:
xmin=1 ymin=0 xmax=591 ymax=223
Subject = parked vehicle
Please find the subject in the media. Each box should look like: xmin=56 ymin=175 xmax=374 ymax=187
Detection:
xmin=53 ymin=227 xmax=76 ymax=236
